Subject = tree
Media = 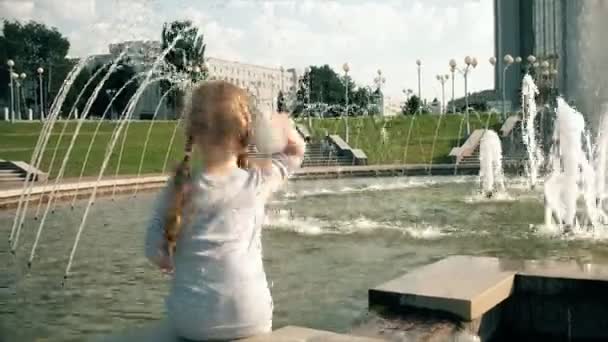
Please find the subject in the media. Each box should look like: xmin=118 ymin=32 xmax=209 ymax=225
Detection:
xmin=85 ymin=63 xmax=140 ymax=119
xmin=352 ymin=87 xmax=372 ymax=109
xmin=0 ymin=20 xmax=70 ymax=111
xmin=161 ymin=20 xmax=207 ymax=114
xmin=161 ymin=20 xmax=206 ymax=74
xmin=293 ymin=65 xmax=357 ymax=116
xmin=277 ymin=91 xmax=286 ymax=112
xmin=403 ymin=95 xmax=421 ymax=115
xmin=61 ymin=62 xmax=92 ymax=118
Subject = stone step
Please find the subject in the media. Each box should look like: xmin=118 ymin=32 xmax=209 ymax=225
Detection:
xmin=0 ymin=164 xmax=25 ymax=182
xmin=0 ymin=169 xmax=21 ymax=174
xmin=0 ymin=174 xmax=22 ymax=179
xmin=0 ymin=177 xmax=24 ymax=182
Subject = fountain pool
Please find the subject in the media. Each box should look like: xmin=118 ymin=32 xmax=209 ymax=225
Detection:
xmin=2 ymin=175 xmax=608 ymax=341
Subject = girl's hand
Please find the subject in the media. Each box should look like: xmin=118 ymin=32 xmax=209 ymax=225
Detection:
xmin=158 ymin=255 xmax=174 ymax=274
xmin=161 ymin=267 xmax=174 ymax=276
xmin=272 ymin=113 xmax=301 ymax=145
xmin=253 ymin=112 xmax=289 ymax=154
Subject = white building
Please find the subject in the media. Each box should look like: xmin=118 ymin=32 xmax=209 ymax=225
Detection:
xmin=91 ymin=40 xmax=299 ymax=118
xmin=206 ymin=57 xmax=298 ymax=112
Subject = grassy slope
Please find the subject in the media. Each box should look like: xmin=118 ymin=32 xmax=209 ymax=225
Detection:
xmin=298 ymin=114 xmax=500 ymax=164
xmin=0 ymin=121 xmax=185 ymax=178
xmin=0 ymin=113 xmax=500 ymax=177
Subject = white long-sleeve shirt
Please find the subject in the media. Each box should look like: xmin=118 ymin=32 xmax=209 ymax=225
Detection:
xmin=145 ymin=153 xmax=301 ymax=341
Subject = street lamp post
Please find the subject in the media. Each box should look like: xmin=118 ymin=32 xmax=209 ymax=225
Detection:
xmin=416 ymin=59 xmax=422 ymax=113
xmin=279 ymin=66 xmax=285 ymax=112
xmin=304 ymin=66 xmax=312 ymax=127
xmin=537 ymin=61 xmax=551 ymax=105
xmin=342 ymin=63 xmax=350 ymax=143
xmin=7 ymin=60 xmax=15 ymax=123
xmin=304 ymin=66 xmax=311 ymax=104
xmin=489 ymin=56 xmax=497 ymax=103
xmin=463 ymin=56 xmax=478 ymax=136
xmin=374 ymin=69 xmax=386 ymax=116
xmin=449 ymin=59 xmax=457 ymax=114
xmin=550 ymin=68 xmax=558 ymax=91
xmin=106 ymin=89 xmax=117 ymax=120
xmin=16 ymin=73 xmax=26 ymax=120
xmin=501 ymin=54 xmax=519 ymax=121
xmin=436 ymin=75 xmax=449 ymax=114
xmin=280 ymin=66 xmax=285 ymax=93
xmin=37 ymin=67 xmax=45 ymax=121
xmin=15 ymin=78 xmax=20 ymax=121
xmin=526 ymin=55 xmax=537 ymax=73
xmin=19 ymin=72 xmax=27 ymax=119
xmin=202 ymin=61 xmax=210 ymax=77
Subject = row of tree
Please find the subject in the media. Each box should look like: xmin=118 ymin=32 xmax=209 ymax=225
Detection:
xmin=0 ymin=21 xmax=70 ymax=115
xmin=0 ymin=19 xmax=207 ymax=119
xmin=290 ymin=65 xmax=383 ymax=117
xmin=1 ymin=19 xmax=458 ymax=119
xmin=0 ymin=20 xmax=139 ymax=118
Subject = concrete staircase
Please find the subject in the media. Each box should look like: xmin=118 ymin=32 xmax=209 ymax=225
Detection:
xmin=301 ymin=142 xmax=354 ymax=167
xmin=0 ymin=160 xmax=26 ymax=183
xmin=457 ymin=145 xmax=529 ymax=169
xmin=457 ymin=149 xmax=480 ymax=166
xmin=247 ymin=143 xmax=355 ymax=167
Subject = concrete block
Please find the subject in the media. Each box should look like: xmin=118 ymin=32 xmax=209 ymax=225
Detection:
xmin=369 ymin=255 xmax=515 ymax=321
xmin=367 ymin=256 xmax=608 ymax=341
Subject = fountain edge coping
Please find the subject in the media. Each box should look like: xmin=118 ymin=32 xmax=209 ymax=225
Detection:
xmin=369 ymin=255 xmax=608 ymax=322
xmin=241 ymin=326 xmax=383 ymax=342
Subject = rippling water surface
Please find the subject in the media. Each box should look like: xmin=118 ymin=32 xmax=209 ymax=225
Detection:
xmin=2 ymin=176 xmax=608 ymax=341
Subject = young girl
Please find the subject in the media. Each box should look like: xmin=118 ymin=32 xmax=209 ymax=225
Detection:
xmin=144 ymin=81 xmax=305 ymax=341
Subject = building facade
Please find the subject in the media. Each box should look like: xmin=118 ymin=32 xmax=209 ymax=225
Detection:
xmin=206 ymin=57 xmax=298 ymax=113
xmin=494 ymin=0 xmax=562 ymax=111
xmin=495 ymin=0 xmax=608 ymax=126
xmin=101 ymin=41 xmax=298 ymax=118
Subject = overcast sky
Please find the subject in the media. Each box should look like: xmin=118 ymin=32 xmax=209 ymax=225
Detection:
xmin=0 ymin=0 xmax=495 ymax=101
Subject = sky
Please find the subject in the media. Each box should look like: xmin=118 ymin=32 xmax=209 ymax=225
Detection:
xmin=0 ymin=0 xmax=495 ymax=102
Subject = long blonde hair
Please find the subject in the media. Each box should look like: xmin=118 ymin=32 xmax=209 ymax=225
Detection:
xmin=164 ymin=81 xmax=252 ymax=257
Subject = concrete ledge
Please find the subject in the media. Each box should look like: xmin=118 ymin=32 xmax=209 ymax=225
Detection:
xmin=10 ymin=161 xmax=49 ymax=181
xmin=0 ymin=164 xmax=481 ymax=209
xmin=0 ymin=176 xmax=168 ymax=209
xmin=369 ymin=256 xmax=515 ymax=321
xmin=448 ymin=129 xmax=487 ymax=162
xmin=368 ymin=256 xmax=608 ymax=341
xmin=327 ymin=135 xmax=368 ymax=165
xmin=296 ymin=124 xmax=312 ymax=143
xmin=242 ymin=326 xmax=383 ymax=342
xmin=96 ymin=324 xmax=383 ymax=342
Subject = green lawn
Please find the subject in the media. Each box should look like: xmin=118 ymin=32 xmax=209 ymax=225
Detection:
xmin=0 ymin=121 xmax=186 ymax=178
xmin=297 ymin=113 xmax=501 ymax=164
xmin=0 ymin=113 xmax=500 ymax=178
